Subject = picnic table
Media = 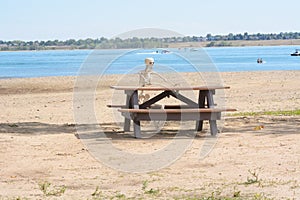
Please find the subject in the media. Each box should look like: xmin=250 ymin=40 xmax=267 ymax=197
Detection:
xmin=109 ymin=85 xmax=236 ymax=138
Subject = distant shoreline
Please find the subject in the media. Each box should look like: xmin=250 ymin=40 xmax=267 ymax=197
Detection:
xmin=1 ymin=39 xmax=300 ymax=51
xmin=168 ymin=39 xmax=300 ymax=48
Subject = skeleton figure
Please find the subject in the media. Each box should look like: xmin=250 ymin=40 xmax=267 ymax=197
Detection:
xmin=139 ymin=57 xmax=167 ymax=86
xmin=138 ymin=57 xmax=167 ymax=104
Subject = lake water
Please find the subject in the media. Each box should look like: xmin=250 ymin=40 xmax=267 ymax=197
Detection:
xmin=0 ymin=45 xmax=299 ymax=78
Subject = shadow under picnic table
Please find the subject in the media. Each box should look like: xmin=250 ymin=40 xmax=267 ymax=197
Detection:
xmin=1 ymin=115 xmax=299 ymax=139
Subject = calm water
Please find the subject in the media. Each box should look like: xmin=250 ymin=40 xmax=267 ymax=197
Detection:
xmin=0 ymin=46 xmax=299 ymax=78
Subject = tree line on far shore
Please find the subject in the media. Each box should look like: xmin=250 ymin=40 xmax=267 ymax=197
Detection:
xmin=1 ymin=32 xmax=300 ymax=51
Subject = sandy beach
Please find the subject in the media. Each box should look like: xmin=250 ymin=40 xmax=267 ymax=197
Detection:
xmin=1 ymin=70 xmax=300 ymax=199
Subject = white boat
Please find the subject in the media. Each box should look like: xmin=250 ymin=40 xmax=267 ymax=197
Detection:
xmin=291 ymin=49 xmax=300 ymax=56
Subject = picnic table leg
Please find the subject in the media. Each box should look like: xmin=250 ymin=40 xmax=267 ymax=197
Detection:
xmin=131 ymin=90 xmax=141 ymax=138
xmin=196 ymin=90 xmax=206 ymax=131
xmin=133 ymin=120 xmax=141 ymax=138
xmin=124 ymin=92 xmax=131 ymax=132
xmin=207 ymin=90 xmax=218 ymax=136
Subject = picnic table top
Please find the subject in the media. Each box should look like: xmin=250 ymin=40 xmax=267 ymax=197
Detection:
xmin=110 ymin=85 xmax=230 ymax=91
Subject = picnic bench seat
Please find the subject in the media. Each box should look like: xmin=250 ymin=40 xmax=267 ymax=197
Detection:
xmin=117 ymin=108 xmax=236 ymax=137
xmin=107 ymin=104 xmax=217 ymax=109
xmin=118 ymin=108 xmax=236 ymax=121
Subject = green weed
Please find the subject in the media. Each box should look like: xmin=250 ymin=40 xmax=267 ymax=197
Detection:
xmin=141 ymin=180 xmax=159 ymax=196
xmin=38 ymin=181 xmax=66 ymax=196
xmin=91 ymin=186 xmax=102 ymax=197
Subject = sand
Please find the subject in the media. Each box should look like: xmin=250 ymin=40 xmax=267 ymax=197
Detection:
xmin=0 ymin=71 xmax=300 ymax=199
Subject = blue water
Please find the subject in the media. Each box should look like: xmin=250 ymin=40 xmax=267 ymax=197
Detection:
xmin=0 ymin=46 xmax=299 ymax=78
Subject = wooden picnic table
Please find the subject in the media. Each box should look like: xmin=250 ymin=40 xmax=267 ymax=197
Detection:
xmin=109 ymin=85 xmax=236 ymax=138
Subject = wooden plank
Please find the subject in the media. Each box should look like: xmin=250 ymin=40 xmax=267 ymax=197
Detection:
xmin=118 ymin=108 xmax=237 ymax=113
xmin=107 ymin=104 xmax=215 ymax=109
xmin=164 ymin=105 xmax=198 ymax=109
xmin=131 ymin=112 xmax=222 ymax=121
xmin=110 ymin=85 xmax=230 ymax=91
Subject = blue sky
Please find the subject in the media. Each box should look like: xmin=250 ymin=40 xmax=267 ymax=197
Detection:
xmin=1 ymin=0 xmax=299 ymax=41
